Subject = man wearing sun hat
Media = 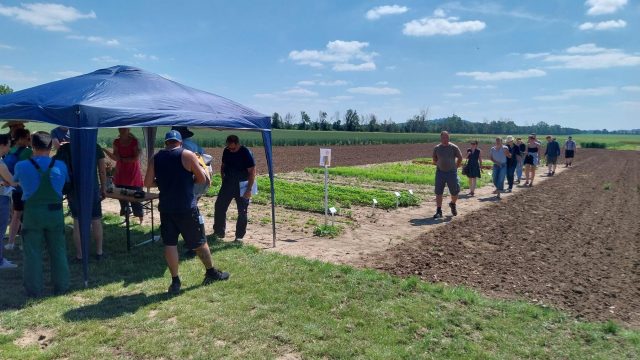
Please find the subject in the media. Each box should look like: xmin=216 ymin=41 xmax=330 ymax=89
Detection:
xmin=2 ymin=120 xmax=26 ymax=147
xmin=144 ymin=130 xmax=229 ymax=295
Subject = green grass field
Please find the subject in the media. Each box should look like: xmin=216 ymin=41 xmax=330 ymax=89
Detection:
xmin=19 ymin=123 xmax=640 ymax=150
xmin=205 ymin=176 xmax=419 ymax=213
xmin=305 ymin=163 xmax=493 ymax=189
xmin=0 ymin=214 xmax=638 ymax=359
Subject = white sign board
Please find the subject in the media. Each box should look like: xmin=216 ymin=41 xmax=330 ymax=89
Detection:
xmin=319 ymin=148 xmax=332 ymax=167
xmin=394 ymin=191 xmax=401 ymax=197
xmin=329 ymin=207 xmax=337 ymax=215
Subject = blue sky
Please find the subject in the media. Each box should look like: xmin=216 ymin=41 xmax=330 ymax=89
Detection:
xmin=0 ymin=1 xmax=638 ymax=130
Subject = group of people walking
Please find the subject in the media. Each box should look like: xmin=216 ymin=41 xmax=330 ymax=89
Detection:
xmin=432 ymin=131 xmax=577 ymax=218
xmin=1 ymin=122 xmax=256 ymax=297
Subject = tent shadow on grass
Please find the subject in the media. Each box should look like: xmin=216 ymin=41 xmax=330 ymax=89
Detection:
xmin=0 ymin=214 xmax=240 ymax=310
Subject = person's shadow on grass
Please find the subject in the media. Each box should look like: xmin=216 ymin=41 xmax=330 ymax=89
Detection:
xmin=63 ymin=285 xmax=200 ymax=321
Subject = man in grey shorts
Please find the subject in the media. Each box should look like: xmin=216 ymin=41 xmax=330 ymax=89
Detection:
xmin=432 ymin=131 xmax=463 ymax=219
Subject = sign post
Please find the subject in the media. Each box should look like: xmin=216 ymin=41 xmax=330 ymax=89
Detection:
xmin=320 ymin=149 xmax=332 ymax=226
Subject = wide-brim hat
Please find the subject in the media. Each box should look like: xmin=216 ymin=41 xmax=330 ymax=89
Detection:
xmin=506 ymin=135 xmax=514 ymax=142
xmin=1 ymin=120 xmax=28 ymax=129
xmin=171 ymin=126 xmax=194 ymax=139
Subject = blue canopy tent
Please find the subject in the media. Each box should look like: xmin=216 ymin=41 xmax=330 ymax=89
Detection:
xmin=0 ymin=65 xmax=277 ymax=286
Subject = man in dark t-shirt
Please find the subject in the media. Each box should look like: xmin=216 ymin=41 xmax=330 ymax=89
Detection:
xmin=213 ymin=134 xmax=256 ymax=242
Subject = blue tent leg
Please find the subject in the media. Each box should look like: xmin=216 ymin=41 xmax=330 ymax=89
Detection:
xmin=261 ymin=131 xmax=276 ymax=247
xmin=70 ymin=128 xmax=98 ymax=287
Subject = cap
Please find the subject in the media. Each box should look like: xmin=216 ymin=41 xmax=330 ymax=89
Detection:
xmin=171 ymin=126 xmax=194 ymax=139
xmin=165 ymin=130 xmax=182 ymax=142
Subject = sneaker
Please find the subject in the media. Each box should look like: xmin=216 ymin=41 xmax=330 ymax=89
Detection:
xmin=448 ymin=202 xmax=457 ymax=216
xmin=433 ymin=210 xmax=443 ymax=219
xmin=515 ymin=179 xmax=521 ymax=184
xmin=234 ymin=237 xmax=243 ymax=243
xmin=4 ymin=243 xmax=14 ymax=251
xmin=203 ymin=268 xmax=230 ymax=284
xmin=0 ymin=259 xmax=17 ymax=269
xmin=212 ymin=232 xmax=225 ymax=240
xmin=95 ymin=253 xmax=106 ymax=261
xmin=168 ymin=281 xmax=181 ymax=295
xmin=552 ymin=171 xmax=555 ymax=175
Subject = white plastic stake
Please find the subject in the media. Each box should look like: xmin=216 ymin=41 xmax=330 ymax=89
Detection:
xmin=408 ymin=189 xmax=414 ymax=195
xmin=329 ymin=207 xmax=337 ymax=226
xmin=372 ymin=198 xmax=378 ymax=208
xmin=394 ymin=191 xmax=401 ymax=207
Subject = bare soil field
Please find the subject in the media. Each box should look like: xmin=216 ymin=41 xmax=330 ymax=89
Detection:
xmin=364 ymin=148 xmax=640 ymax=326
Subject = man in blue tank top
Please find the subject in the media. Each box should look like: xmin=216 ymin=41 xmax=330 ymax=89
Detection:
xmin=145 ymin=130 xmax=229 ymax=295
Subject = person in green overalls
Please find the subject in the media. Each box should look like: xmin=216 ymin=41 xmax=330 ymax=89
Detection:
xmin=13 ymin=131 xmax=70 ymax=297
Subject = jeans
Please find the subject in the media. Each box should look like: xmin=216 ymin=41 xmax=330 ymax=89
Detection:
xmin=506 ymin=164 xmax=517 ymax=189
xmin=0 ymin=195 xmax=10 ymax=263
xmin=516 ymin=156 xmax=524 ymax=180
xmin=213 ymin=182 xmax=250 ymax=239
xmin=492 ymin=164 xmax=507 ymax=191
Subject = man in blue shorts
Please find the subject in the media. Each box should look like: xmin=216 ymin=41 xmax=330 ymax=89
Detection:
xmin=432 ymin=131 xmax=463 ymax=219
xmin=145 ymin=130 xmax=229 ymax=295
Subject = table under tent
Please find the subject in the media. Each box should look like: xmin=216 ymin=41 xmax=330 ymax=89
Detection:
xmin=0 ymin=65 xmax=276 ymax=286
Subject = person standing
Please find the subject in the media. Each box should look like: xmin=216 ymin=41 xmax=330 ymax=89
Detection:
xmin=103 ymin=128 xmax=144 ymax=224
xmin=523 ymin=135 xmax=541 ymax=187
xmin=13 ymin=131 xmax=69 ymax=297
xmin=213 ymin=135 xmax=256 ymax=242
xmin=50 ymin=126 xmax=70 ymax=150
xmin=4 ymin=128 xmax=33 ymax=251
xmin=465 ymin=140 xmax=482 ymax=196
xmin=563 ymin=136 xmax=577 ymax=167
xmin=432 ymin=131 xmax=463 ymax=218
xmin=0 ymin=134 xmax=18 ymax=269
xmin=54 ymin=142 xmax=107 ymax=261
xmin=145 ymin=130 xmax=228 ymax=295
xmin=544 ymin=136 xmax=561 ymax=176
xmin=489 ymin=137 xmax=511 ymax=198
xmin=2 ymin=120 xmax=26 ymax=147
xmin=515 ymin=137 xmax=526 ymax=183
xmin=505 ymin=136 xmax=520 ymax=192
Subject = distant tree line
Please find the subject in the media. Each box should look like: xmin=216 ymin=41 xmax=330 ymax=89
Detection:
xmin=270 ymin=109 xmax=586 ymax=135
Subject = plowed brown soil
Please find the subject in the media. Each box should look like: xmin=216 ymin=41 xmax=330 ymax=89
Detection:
xmin=364 ymin=148 xmax=640 ymax=326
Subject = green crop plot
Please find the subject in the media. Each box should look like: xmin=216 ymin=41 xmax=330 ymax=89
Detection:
xmin=305 ymin=163 xmax=492 ymax=189
xmin=206 ymin=176 xmax=418 ymax=213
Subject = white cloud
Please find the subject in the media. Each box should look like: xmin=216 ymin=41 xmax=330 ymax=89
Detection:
xmin=333 ymin=62 xmax=376 ymax=72
xmin=0 ymin=3 xmax=95 ymax=32
xmin=297 ymin=80 xmax=348 ymax=86
xmin=579 ymin=19 xmax=626 ymax=30
xmin=491 ymin=98 xmax=518 ymax=103
xmin=134 ymin=53 xmax=159 ymax=61
xmin=585 ymin=0 xmax=627 ymax=16
xmin=376 ymin=81 xmax=389 ymax=85
xmin=444 ymin=92 xmax=462 ymax=97
xmin=403 ymin=16 xmax=485 ymax=36
xmin=253 ymin=93 xmax=278 ymax=99
xmin=534 ymin=87 xmax=615 ymax=101
xmin=0 ymin=65 xmax=38 ymax=87
xmin=385 ymin=65 xmax=397 ymax=70
xmin=440 ymin=2 xmax=548 ymax=22
xmin=543 ymin=44 xmax=640 ymax=69
xmin=523 ymin=52 xmax=550 ymax=59
xmin=91 ymin=55 xmax=119 ymax=64
xmin=289 ymin=40 xmax=377 ymax=72
xmin=53 ymin=70 xmax=83 ymax=78
xmin=282 ymin=87 xmax=319 ymax=97
xmin=67 ymin=35 xmax=119 ymax=46
xmin=621 ymin=86 xmax=640 ymax=92
xmin=456 ymin=69 xmax=546 ymax=81
xmin=433 ymin=8 xmax=446 ymax=17
xmin=347 ymin=86 xmax=401 ymax=95
xmin=366 ymin=5 xmax=408 ymax=20
xmin=0 ymin=43 xmax=13 ymax=50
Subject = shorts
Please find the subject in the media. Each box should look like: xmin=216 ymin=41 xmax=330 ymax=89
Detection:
xmin=11 ymin=190 xmax=24 ymax=211
xmin=524 ymin=153 xmax=539 ymax=166
xmin=68 ymin=190 xmax=102 ymax=219
xmin=160 ymin=207 xmax=206 ymax=250
xmin=547 ymin=156 xmax=558 ymax=165
xmin=565 ymin=150 xmax=574 ymax=158
xmin=434 ymin=169 xmax=460 ymax=196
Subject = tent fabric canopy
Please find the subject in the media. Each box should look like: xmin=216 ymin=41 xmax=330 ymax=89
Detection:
xmin=0 ymin=65 xmax=276 ymax=286
xmin=0 ymin=65 xmax=271 ymax=130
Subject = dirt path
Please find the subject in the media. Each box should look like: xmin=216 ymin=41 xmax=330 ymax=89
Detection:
xmin=364 ymin=149 xmax=640 ymax=326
